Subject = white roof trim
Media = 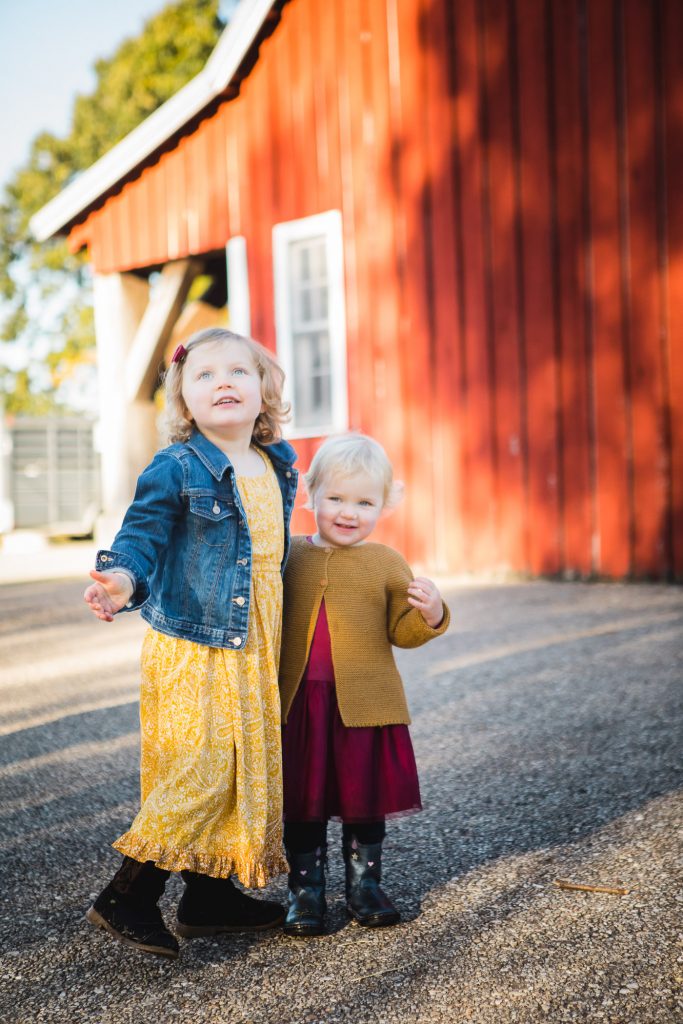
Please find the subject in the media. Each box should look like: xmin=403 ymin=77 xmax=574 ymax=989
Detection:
xmin=30 ymin=0 xmax=276 ymax=243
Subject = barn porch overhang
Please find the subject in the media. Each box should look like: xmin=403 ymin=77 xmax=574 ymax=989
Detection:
xmin=29 ymin=0 xmax=281 ymax=248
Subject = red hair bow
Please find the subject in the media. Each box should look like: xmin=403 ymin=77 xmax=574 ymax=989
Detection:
xmin=171 ymin=344 xmax=187 ymax=364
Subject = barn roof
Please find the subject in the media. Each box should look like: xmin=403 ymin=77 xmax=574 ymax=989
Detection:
xmin=30 ymin=0 xmax=279 ymax=243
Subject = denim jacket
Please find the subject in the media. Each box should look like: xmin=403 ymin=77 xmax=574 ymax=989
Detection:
xmin=95 ymin=430 xmax=298 ymax=649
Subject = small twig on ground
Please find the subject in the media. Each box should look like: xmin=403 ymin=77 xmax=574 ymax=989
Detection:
xmin=554 ymin=878 xmax=634 ymax=896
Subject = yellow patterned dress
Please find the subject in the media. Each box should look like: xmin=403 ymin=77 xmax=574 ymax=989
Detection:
xmin=113 ymin=450 xmax=288 ymax=887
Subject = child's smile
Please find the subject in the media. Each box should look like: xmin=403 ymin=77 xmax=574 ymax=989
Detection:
xmin=312 ymin=471 xmax=385 ymax=548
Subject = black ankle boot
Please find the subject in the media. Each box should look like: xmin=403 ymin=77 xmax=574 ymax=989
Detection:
xmin=176 ymin=872 xmax=284 ymax=937
xmin=343 ymin=838 xmax=400 ymax=927
xmin=284 ymin=847 xmax=327 ymax=937
xmin=86 ymin=857 xmax=179 ymax=959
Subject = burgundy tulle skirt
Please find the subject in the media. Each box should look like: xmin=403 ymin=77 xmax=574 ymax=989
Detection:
xmin=282 ymin=601 xmax=422 ymax=823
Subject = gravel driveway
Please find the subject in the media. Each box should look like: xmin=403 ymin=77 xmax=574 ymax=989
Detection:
xmin=0 ymin=578 xmax=681 ymax=1023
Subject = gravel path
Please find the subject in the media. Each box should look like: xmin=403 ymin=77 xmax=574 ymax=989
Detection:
xmin=0 ymin=578 xmax=681 ymax=1023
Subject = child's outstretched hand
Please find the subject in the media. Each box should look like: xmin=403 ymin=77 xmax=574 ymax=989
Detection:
xmin=84 ymin=570 xmax=134 ymax=622
xmin=407 ymin=576 xmax=444 ymax=628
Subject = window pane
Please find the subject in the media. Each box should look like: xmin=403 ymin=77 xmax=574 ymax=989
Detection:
xmin=299 ymin=245 xmax=310 ymax=281
xmin=300 ymin=288 xmax=311 ymax=323
xmin=293 ymin=330 xmax=332 ymax=426
xmin=308 ymin=239 xmax=327 ymax=279
xmin=289 ymin=237 xmax=327 ymax=330
xmin=309 ymin=285 xmax=327 ymax=321
xmin=281 ymin=223 xmax=342 ymax=432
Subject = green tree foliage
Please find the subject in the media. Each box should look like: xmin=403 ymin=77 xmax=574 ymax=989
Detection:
xmin=0 ymin=0 xmax=224 ymax=413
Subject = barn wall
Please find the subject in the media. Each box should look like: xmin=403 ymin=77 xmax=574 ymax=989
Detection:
xmin=71 ymin=0 xmax=683 ymax=578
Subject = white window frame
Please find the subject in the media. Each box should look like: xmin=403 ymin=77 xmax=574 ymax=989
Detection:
xmin=273 ymin=210 xmax=348 ymax=438
xmin=226 ymin=235 xmax=251 ymax=336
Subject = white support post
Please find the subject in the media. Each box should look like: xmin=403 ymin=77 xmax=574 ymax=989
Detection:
xmin=226 ymin=236 xmax=251 ymax=335
xmin=92 ymin=271 xmax=149 ymax=543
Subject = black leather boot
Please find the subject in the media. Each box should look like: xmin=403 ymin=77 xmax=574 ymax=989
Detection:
xmin=176 ymin=872 xmax=284 ymax=937
xmin=343 ymin=838 xmax=400 ymax=927
xmin=284 ymin=846 xmax=327 ymax=937
xmin=86 ymin=857 xmax=179 ymax=959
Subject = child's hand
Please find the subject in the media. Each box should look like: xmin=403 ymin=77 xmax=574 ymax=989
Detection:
xmin=84 ymin=570 xmax=134 ymax=622
xmin=407 ymin=576 xmax=444 ymax=628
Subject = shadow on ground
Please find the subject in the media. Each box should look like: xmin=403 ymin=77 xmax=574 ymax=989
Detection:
xmin=1 ymin=580 xmax=681 ymax=1022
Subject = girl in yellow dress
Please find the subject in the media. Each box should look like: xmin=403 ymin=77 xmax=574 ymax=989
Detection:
xmin=83 ymin=327 xmax=298 ymax=960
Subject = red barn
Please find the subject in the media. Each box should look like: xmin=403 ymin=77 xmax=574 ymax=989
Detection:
xmin=33 ymin=0 xmax=683 ymax=579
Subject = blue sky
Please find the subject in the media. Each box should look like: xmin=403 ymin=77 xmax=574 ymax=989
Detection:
xmin=0 ymin=0 xmax=171 ymax=188
xmin=0 ymin=0 xmax=239 ymax=189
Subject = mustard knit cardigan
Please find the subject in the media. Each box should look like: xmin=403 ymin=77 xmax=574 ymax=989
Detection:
xmin=279 ymin=536 xmax=451 ymax=727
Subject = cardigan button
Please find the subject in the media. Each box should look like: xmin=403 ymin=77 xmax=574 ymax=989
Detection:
xmin=320 ymin=578 xmax=328 ymax=587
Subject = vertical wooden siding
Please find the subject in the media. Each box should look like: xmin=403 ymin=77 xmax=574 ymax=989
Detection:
xmin=72 ymin=0 xmax=683 ymax=578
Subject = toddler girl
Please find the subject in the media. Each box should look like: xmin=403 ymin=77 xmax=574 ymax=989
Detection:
xmin=279 ymin=433 xmax=449 ymax=935
xmin=84 ymin=327 xmax=297 ymax=959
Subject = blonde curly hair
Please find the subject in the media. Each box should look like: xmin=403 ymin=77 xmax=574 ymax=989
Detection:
xmin=162 ymin=327 xmax=290 ymax=445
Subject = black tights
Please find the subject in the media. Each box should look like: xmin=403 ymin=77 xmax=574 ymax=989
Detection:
xmin=284 ymin=819 xmax=386 ymax=854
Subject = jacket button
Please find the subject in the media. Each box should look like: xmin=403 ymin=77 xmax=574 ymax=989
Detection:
xmin=231 ymin=636 xmax=242 ymax=647
xmin=234 ymin=596 xmax=245 ymax=606
xmin=237 ymin=558 xmax=248 ymax=566
xmin=213 ymin=502 xmax=221 ymax=514
xmin=285 ymin=471 xmax=292 ymax=478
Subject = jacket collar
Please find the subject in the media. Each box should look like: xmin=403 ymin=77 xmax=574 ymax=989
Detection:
xmin=187 ymin=430 xmax=297 ymax=480
xmin=255 ymin=437 xmax=298 ymax=470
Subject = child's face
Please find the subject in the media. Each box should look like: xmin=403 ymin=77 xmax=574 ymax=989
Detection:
xmin=313 ymin=470 xmax=385 ymax=547
xmin=181 ymin=340 xmax=263 ymax=440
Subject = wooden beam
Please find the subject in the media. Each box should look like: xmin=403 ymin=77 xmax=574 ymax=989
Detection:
xmin=124 ymin=259 xmax=201 ymax=401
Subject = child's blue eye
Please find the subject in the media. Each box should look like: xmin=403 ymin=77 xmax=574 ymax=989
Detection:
xmin=232 ymin=368 xmax=246 ymax=375
xmin=198 ymin=370 xmax=213 ymax=380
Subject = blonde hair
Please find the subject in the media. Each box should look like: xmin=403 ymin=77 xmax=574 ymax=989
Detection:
xmin=304 ymin=433 xmax=402 ymax=509
xmin=162 ymin=327 xmax=290 ymax=444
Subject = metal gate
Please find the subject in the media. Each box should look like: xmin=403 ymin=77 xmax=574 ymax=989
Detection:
xmin=10 ymin=418 xmax=100 ymax=534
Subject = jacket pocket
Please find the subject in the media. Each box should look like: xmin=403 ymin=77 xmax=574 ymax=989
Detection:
xmin=189 ymin=493 xmax=237 ymax=547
